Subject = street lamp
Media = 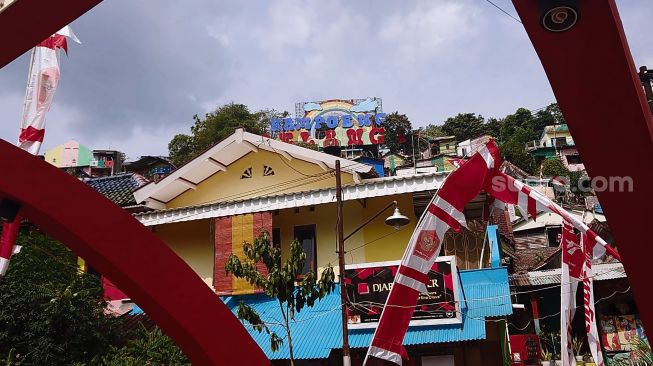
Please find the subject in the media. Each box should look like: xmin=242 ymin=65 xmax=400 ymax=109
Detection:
xmin=335 ymin=160 xmax=411 ymax=366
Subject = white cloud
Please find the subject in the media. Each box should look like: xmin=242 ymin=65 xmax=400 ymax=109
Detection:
xmin=206 ymin=25 xmax=231 ymax=46
xmin=2 ymin=0 xmax=652 ymax=160
xmin=379 ymin=2 xmax=481 ymax=63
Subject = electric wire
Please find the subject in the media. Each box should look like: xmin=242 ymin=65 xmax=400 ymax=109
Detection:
xmin=484 ymin=0 xmax=522 ymax=24
xmin=20 ymin=239 xmax=632 ymax=333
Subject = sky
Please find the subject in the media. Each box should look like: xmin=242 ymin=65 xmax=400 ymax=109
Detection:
xmin=1 ymin=0 xmax=651 ymax=161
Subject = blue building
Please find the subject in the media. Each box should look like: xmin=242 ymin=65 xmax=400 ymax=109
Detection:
xmin=224 ymin=266 xmax=512 ymax=366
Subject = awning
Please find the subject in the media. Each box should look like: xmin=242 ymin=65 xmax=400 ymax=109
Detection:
xmin=134 ymin=172 xmax=447 ymax=226
xmin=224 ymin=267 xmax=512 ymax=360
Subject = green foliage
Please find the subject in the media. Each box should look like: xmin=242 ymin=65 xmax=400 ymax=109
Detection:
xmin=382 ymin=112 xmax=414 ymax=155
xmin=534 ymin=103 xmax=565 ymax=134
xmin=541 ymin=157 xmax=570 ymax=178
xmin=0 ymin=233 xmax=121 ymax=365
xmin=500 ymin=138 xmax=536 ymax=174
xmin=93 ymin=327 xmax=190 ymax=366
xmin=441 ymin=113 xmax=486 ymax=142
xmin=538 ymin=331 xmax=561 ymax=360
xmin=168 ymin=103 xmax=283 ymax=166
xmin=225 ymin=231 xmax=335 ymax=364
xmin=420 ymin=124 xmax=445 ymax=139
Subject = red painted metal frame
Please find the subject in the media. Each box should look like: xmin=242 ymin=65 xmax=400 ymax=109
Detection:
xmin=0 ymin=0 xmax=102 ymax=67
xmin=0 ymin=140 xmax=269 ymax=366
xmin=513 ymin=0 xmax=653 ymax=331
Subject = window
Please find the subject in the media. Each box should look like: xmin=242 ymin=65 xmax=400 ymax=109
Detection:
xmin=272 ymin=228 xmax=281 ymax=248
xmin=551 ymin=137 xmax=567 ymax=147
xmin=294 ymin=225 xmax=317 ymax=275
xmin=546 ymin=226 xmax=562 ymax=248
xmin=566 ymin=155 xmax=582 ymax=164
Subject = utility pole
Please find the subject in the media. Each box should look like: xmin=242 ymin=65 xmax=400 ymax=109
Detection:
xmin=639 ymin=66 xmax=653 ymax=115
xmin=335 ymin=160 xmax=351 ymax=366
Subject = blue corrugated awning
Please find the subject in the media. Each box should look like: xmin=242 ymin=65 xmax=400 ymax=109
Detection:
xmin=225 ymin=266 xmax=512 ymax=360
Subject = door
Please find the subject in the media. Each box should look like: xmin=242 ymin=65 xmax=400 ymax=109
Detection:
xmin=294 ymin=225 xmax=317 ymax=275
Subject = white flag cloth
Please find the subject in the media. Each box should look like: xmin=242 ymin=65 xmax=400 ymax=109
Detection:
xmin=364 ymin=141 xmax=501 ymax=365
xmin=561 ymin=220 xmax=583 ymax=366
xmin=582 ymin=233 xmax=605 ymax=366
xmin=1 ymin=26 xmax=79 ymax=276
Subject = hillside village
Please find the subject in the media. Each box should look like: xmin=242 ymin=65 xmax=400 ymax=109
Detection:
xmin=37 ymin=112 xmax=638 ymax=366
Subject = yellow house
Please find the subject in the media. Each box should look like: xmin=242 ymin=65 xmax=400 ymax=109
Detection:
xmin=131 ymin=129 xmax=512 ymax=365
xmin=132 ymin=129 xmax=459 ymax=294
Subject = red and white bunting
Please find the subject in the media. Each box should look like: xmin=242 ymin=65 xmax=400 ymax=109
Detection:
xmin=582 ymin=233 xmax=605 ymax=366
xmin=364 ymin=140 xmax=501 ymax=366
xmin=561 ymin=220 xmax=583 ymax=366
xmin=484 ymin=171 xmax=620 ymax=261
xmin=0 ymin=26 xmax=80 ymax=276
xmin=18 ymin=26 xmax=79 ymax=154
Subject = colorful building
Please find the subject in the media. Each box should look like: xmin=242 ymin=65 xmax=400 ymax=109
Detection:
xmin=44 ymin=139 xmax=124 ymax=177
xmin=525 ymin=124 xmax=580 ymax=167
xmin=130 ymin=128 xmax=513 ymax=365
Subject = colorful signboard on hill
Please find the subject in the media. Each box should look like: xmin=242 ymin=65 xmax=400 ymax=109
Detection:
xmin=272 ymin=97 xmax=385 ymax=148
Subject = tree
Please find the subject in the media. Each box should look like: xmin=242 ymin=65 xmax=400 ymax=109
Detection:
xmin=541 ymin=156 xmax=570 ymax=178
xmin=532 ymin=103 xmax=565 ymax=137
xmin=484 ymin=117 xmax=502 ymax=140
xmin=94 ymin=327 xmax=190 ymax=366
xmin=501 ymin=138 xmax=536 ymax=174
xmin=441 ymin=113 xmax=486 ymax=141
xmin=0 ymin=232 xmax=121 ymax=365
xmin=382 ymin=112 xmax=414 ymax=155
xmin=420 ymin=124 xmax=445 ymax=139
xmin=168 ymin=103 xmax=279 ymax=166
xmin=225 ymin=231 xmax=335 ymax=366
xmin=499 ymin=108 xmax=537 ymax=142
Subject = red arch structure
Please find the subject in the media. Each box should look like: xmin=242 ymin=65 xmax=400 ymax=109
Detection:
xmin=513 ymin=0 xmax=653 ymax=332
xmin=1 ymin=0 xmax=653 ymax=360
xmin=0 ymin=140 xmax=269 ymax=366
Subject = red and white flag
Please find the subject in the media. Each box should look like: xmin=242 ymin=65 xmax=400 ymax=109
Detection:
xmin=484 ymin=171 xmax=620 ymax=261
xmin=18 ymin=26 xmax=80 ymax=154
xmin=581 ymin=233 xmax=605 ymax=366
xmin=561 ymin=220 xmax=583 ymax=366
xmin=0 ymin=26 xmax=80 ymax=276
xmin=364 ymin=141 xmax=501 ymax=366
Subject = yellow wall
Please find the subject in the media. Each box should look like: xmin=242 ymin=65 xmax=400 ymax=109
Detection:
xmin=155 ymin=148 xmax=418 ymax=287
xmin=274 ymin=193 xmax=418 ymax=276
xmin=154 ymin=193 xmax=418 ymax=288
xmin=167 ymin=150 xmax=354 ymax=209
xmin=154 ymin=219 xmax=214 ymax=289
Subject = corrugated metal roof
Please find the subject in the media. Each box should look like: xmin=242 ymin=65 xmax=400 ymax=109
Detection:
xmin=513 ymin=211 xmax=606 ymax=232
xmin=226 ymin=267 xmax=512 ymax=360
xmin=509 ymin=262 xmax=626 ymax=286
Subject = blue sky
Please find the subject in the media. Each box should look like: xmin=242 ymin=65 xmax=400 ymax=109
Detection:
xmin=1 ymin=0 xmax=651 ymax=160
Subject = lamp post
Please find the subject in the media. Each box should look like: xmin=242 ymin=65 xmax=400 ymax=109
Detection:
xmin=335 ymin=160 xmax=410 ymax=366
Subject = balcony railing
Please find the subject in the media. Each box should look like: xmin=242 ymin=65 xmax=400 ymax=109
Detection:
xmin=525 ymin=139 xmax=574 ymax=151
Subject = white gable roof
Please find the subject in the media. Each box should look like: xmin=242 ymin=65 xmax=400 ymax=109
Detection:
xmin=133 ymin=128 xmax=376 ymax=208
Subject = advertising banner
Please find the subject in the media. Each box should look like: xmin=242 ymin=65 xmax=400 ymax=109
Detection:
xmin=344 ymin=256 xmax=461 ymax=329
